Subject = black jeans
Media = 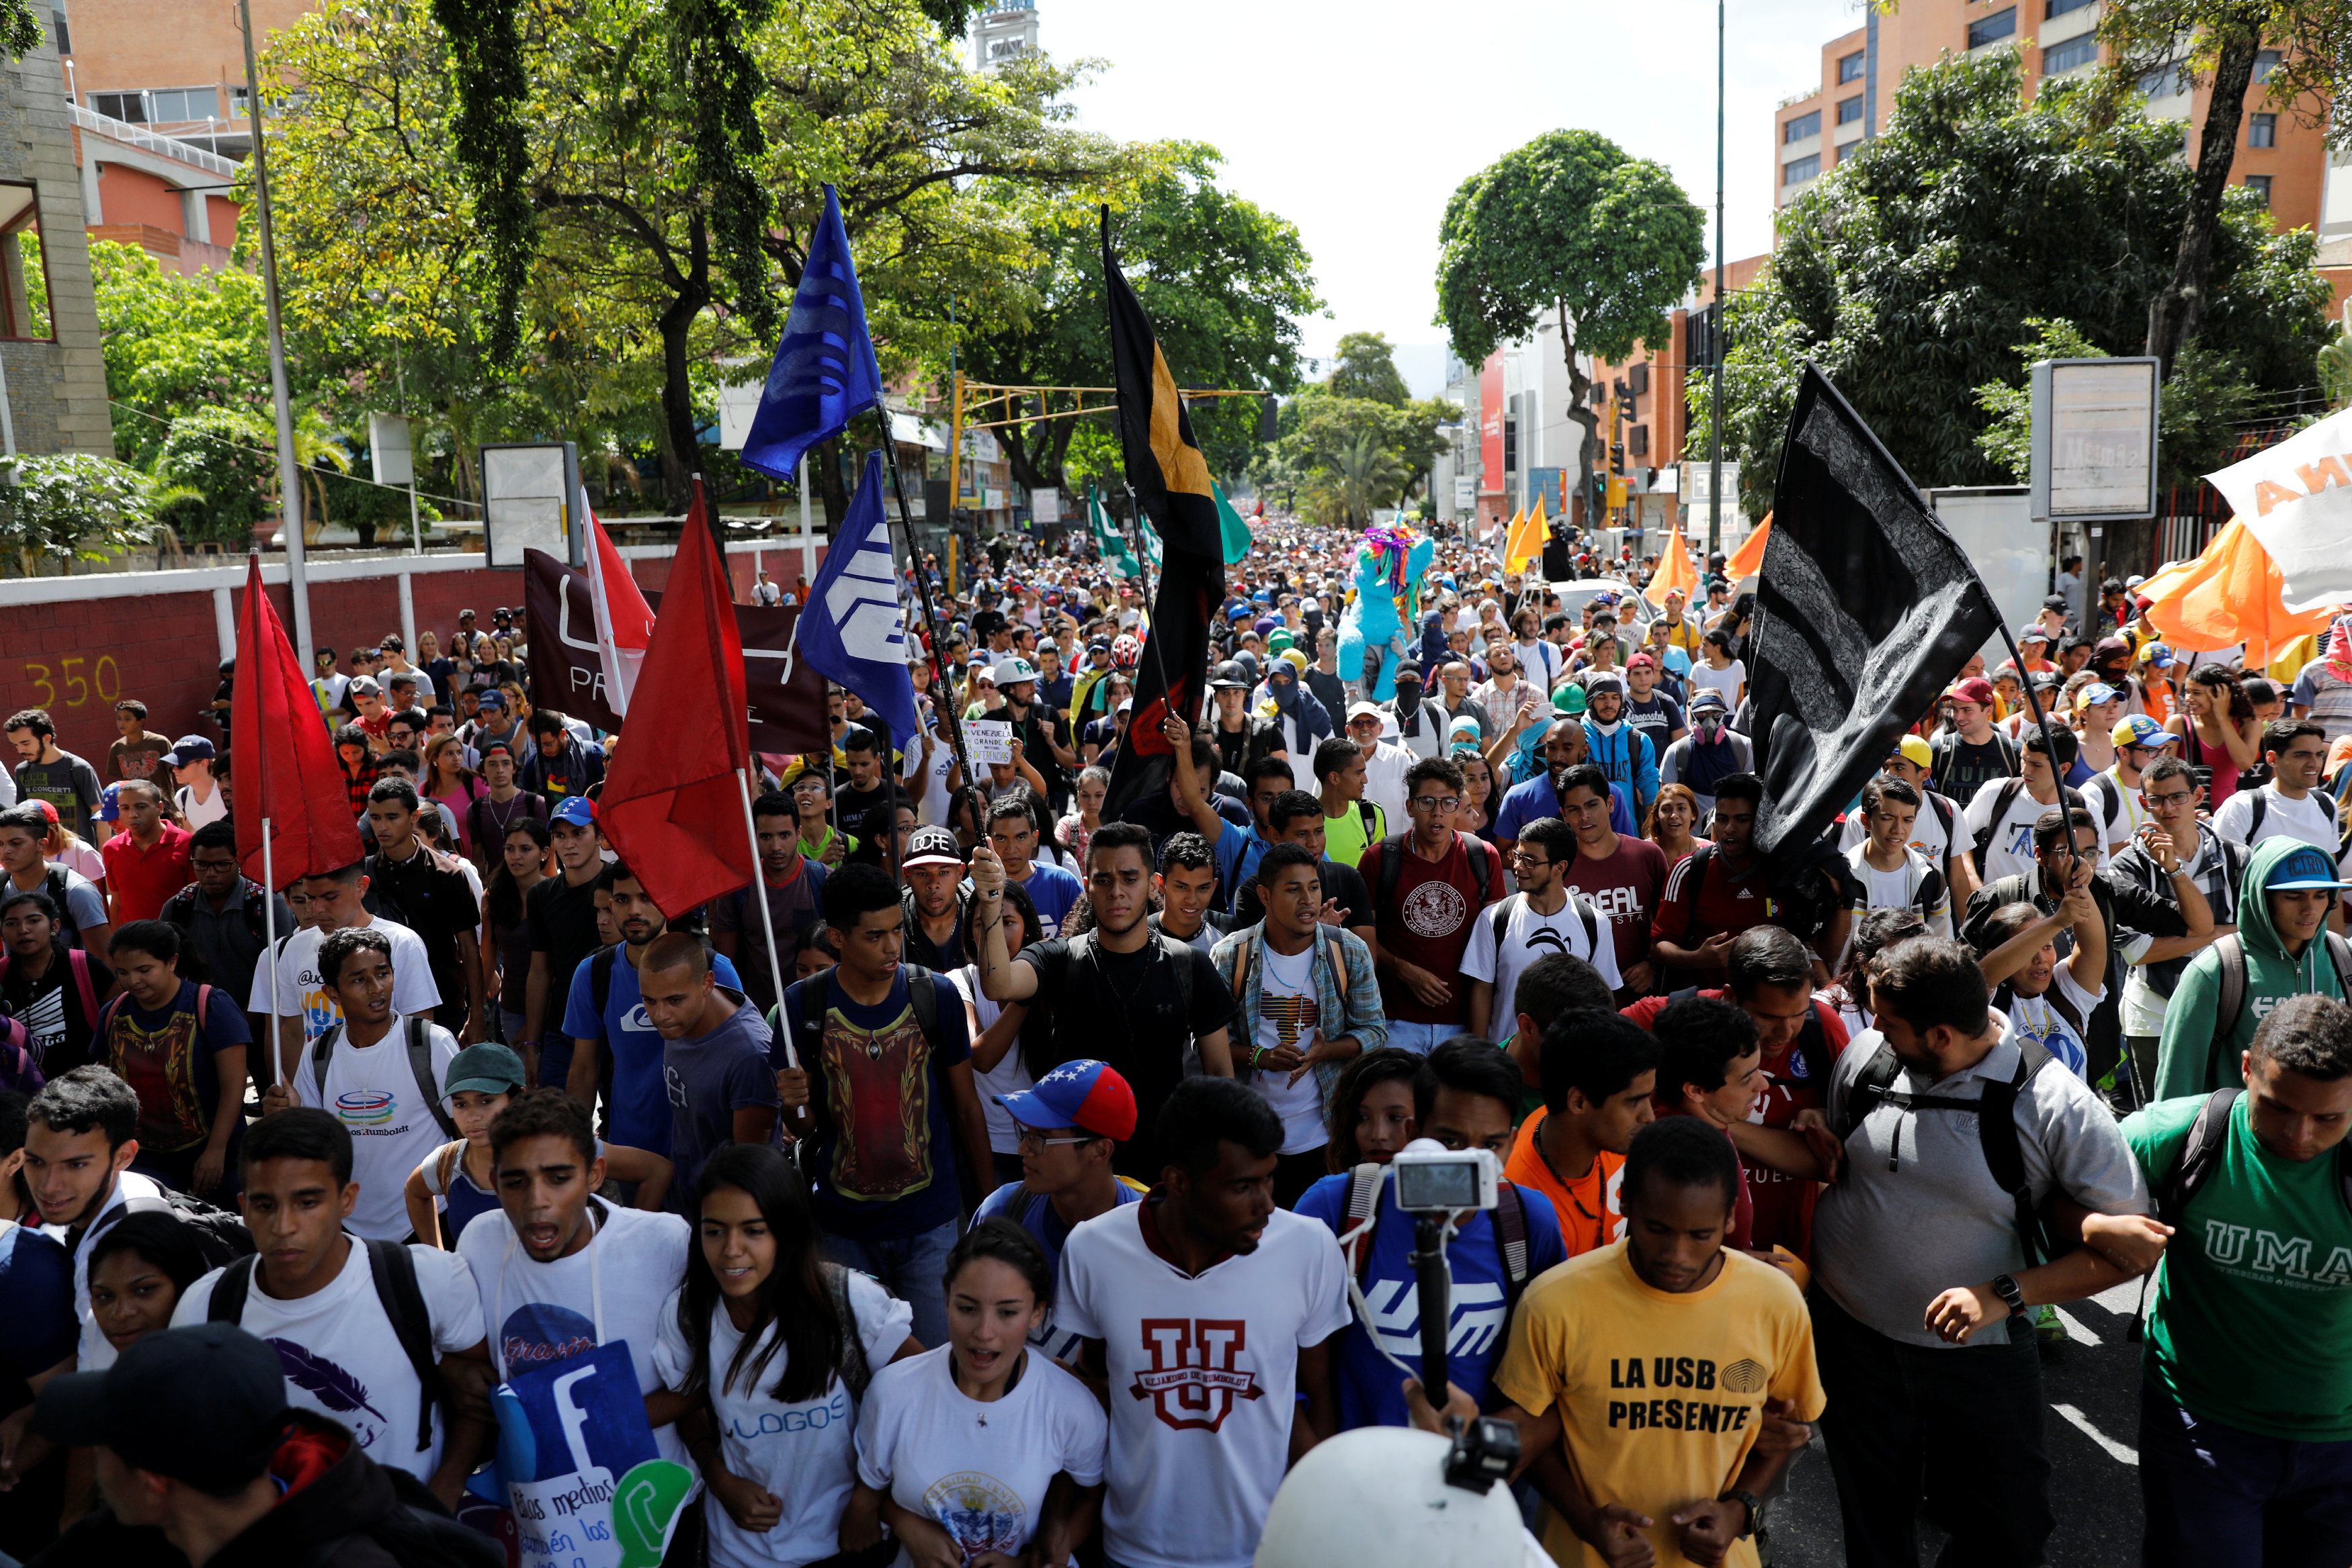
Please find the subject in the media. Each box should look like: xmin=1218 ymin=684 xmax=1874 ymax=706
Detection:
xmin=2140 ymin=1385 xmax=2352 ymax=1568
xmin=1811 ymin=1287 xmax=2054 ymax=1567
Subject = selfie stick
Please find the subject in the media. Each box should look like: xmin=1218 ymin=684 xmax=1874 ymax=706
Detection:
xmin=1411 ymin=1218 xmax=1451 ymax=1406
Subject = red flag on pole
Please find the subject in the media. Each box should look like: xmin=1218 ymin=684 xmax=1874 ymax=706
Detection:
xmin=231 ymin=554 xmax=364 ymax=888
xmin=596 ymin=480 xmax=754 ymax=919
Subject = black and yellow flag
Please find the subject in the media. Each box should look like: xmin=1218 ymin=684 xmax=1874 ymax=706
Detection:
xmin=1103 ymin=210 xmax=1223 ymax=560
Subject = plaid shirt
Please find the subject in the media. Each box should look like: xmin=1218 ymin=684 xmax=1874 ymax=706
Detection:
xmin=1210 ymin=924 xmax=1386 ymax=1115
xmin=342 ymin=754 xmax=380 ymax=818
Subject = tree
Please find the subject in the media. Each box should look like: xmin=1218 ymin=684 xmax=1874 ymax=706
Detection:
xmin=1688 ymin=47 xmax=2329 ymax=537
xmin=1325 ymin=331 xmax=1409 ymax=406
xmin=953 ymin=144 xmax=1320 ymax=494
xmin=267 ymin=0 xmax=1144 ymax=512
xmin=1316 ymin=433 xmax=1409 ymax=527
xmin=1257 ymin=385 xmax=1450 ymax=528
xmin=1975 ymin=318 xmax=2255 ymax=487
xmin=0 ymin=455 xmax=164 ymax=574
xmin=1435 ymin=130 xmax=1704 ymax=478
xmin=89 ymin=241 xmax=273 ymax=468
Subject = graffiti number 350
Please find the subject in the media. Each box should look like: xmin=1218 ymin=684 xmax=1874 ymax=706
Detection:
xmin=22 ymin=655 xmax=121 ymax=709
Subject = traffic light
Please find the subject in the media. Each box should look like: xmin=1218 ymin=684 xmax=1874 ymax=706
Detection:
xmin=1609 ymin=439 xmax=1626 ymax=473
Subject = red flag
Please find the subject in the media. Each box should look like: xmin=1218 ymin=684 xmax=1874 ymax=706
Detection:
xmin=232 ymin=555 xmax=365 ymax=888
xmin=596 ymin=481 xmax=753 ymax=918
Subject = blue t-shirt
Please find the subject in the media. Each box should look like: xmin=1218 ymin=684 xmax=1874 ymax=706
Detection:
xmin=1293 ymin=1170 xmax=1566 ymax=1432
xmin=561 ymin=948 xmax=745 ymax=1154
xmin=1493 ymin=773 xmax=1635 ymax=841
xmin=664 ymin=997 xmax=780 ymax=1207
xmin=1014 ymin=863 xmax=1084 ymax=939
xmin=0 ymin=1223 xmax=74 ymax=1384
xmin=1209 ymin=820 xmax=1271 ymax=912
xmin=975 ymin=1178 xmax=1146 ymax=1361
xmin=775 ymin=969 xmax=974 ymax=1242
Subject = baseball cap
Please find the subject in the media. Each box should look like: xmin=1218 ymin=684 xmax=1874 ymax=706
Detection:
xmin=993 ymin=656 xmax=1040 ymax=687
xmin=1947 ymin=677 xmax=1996 ymax=707
xmin=1393 ymin=662 xmax=1425 ymax=686
xmin=2074 ymin=683 xmax=2120 ymax=711
xmin=550 ymin=796 xmax=596 ymax=829
xmin=97 ymin=783 xmax=120 ymax=824
xmin=1209 ymin=661 xmax=1251 ymax=690
xmin=2141 ymin=642 xmax=2175 ymax=668
xmin=2028 ymin=670 xmax=2062 ymax=693
xmin=1116 ymin=698 xmax=1134 ymax=714
xmin=2112 ymin=714 xmax=2175 ymax=749
xmin=476 ymin=688 xmax=508 ymax=709
xmin=163 ymin=735 xmax=216 ymax=767
xmin=2266 ymin=844 xmax=2352 ymax=891
xmin=347 ymin=675 xmax=382 ymax=697
xmin=2093 ymin=636 xmax=2132 ymax=661
xmin=904 ymin=826 xmax=964 ymax=870
xmin=1891 ymin=733 xmax=1934 ymax=769
xmin=1626 ymin=652 xmax=1656 ymax=670
xmin=32 ymin=801 xmax=55 ymax=825
xmin=1690 ymin=689 xmax=1729 ymax=715
xmin=2043 ymin=595 xmax=2068 ymax=613
xmin=1346 ymin=701 xmax=1386 ymax=724
xmin=2017 ymin=624 xmax=2050 ymax=645
xmin=444 ymin=1042 xmax=527 ymax=1097
xmin=38 ymin=1323 xmax=290 ymax=1490
xmin=995 ymin=1059 xmax=1138 ymax=1141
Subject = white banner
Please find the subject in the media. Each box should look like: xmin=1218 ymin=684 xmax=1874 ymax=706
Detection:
xmin=2219 ymin=410 xmax=2352 ymax=612
xmin=964 ymin=718 xmax=1015 ymax=766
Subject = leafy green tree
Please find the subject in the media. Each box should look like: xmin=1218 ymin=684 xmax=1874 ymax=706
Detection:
xmin=1258 ymin=385 xmax=1449 ymax=527
xmin=1325 ymin=332 xmax=1409 ymax=407
xmin=1435 ymin=129 xmax=1704 ymax=471
xmin=954 ymin=145 xmax=1320 ymax=493
xmin=268 ymin=0 xmax=1143 ymax=513
xmin=90 ymin=242 xmax=272 ymax=468
xmin=1689 ymin=47 xmax=2329 ymax=535
xmin=1315 ymin=433 xmax=1409 ymax=527
xmin=1975 ymin=318 xmax=2253 ymax=486
xmin=0 ymin=455 xmax=163 ymax=574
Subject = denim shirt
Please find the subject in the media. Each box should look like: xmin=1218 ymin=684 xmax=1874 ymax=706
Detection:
xmin=1210 ymin=924 xmax=1386 ymax=1114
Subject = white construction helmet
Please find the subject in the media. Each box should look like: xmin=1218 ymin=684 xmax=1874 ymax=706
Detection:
xmin=1254 ymin=1425 xmax=1542 ymax=1568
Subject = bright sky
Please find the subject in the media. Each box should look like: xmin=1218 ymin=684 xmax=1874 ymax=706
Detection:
xmin=1051 ymin=0 xmax=1861 ymax=396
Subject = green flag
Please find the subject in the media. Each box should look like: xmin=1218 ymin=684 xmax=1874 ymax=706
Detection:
xmin=1212 ymin=480 xmax=1253 ymax=566
xmin=1089 ymin=487 xmax=1147 ymax=578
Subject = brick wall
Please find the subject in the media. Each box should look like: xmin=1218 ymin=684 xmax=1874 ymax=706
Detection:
xmin=0 ymin=541 xmax=828 ymax=773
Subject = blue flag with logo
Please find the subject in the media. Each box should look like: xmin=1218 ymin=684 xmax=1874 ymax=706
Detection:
xmin=797 ymin=451 xmax=920 ymax=744
xmin=742 ymin=185 xmax=884 ymax=483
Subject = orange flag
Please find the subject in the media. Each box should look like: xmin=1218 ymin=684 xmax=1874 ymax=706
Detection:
xmin=1644 ymin=525 xmax=1699 ymax=607
xmin=1724 ymin=512 xmax=1772 ymax=581
xmin=2141 ymin=516 xmax=2333 ymax=668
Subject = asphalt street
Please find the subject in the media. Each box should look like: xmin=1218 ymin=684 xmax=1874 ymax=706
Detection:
xmin=1769 ymin=1278 xmax=2152 ymax=1568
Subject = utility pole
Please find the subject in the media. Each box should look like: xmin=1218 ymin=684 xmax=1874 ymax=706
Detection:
xmin=239 ymin=0 xmax=312 ymax=656
xmin=1708 ymin=0 xmax=1727 ymax=556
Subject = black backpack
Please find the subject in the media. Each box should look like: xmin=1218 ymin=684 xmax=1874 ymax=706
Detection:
xmin=2240 ymin=788 xmax=2337 ymax=845
xmin=208 ymin=1237 xmax=450 ymax=1452
xmin=796 ymin=963 xmax=939 ymax=1047
xmin=117 ymin=1190 xmax=255 ymax=1270
xmin=2206 ymin=930 xmax=2352 ymax=1088
xmin=298 ymin=1463 xmax=503 ymax=1568
xmin=310 ymin=1017 xmax=461 ymax=1141
xmin=1375 ymin=830 xmax=1496 ymax=910
xmin=1834 ymin=1038 xmax=2060 ymax=1280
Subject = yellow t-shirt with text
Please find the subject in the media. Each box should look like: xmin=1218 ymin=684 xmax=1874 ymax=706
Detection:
xmin=1494 ymin=1242 xmax=1826 ymax=1568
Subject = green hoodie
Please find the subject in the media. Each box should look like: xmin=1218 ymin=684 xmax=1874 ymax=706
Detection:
xmin=2154 ymin=836 xmax=2349 ymax=1096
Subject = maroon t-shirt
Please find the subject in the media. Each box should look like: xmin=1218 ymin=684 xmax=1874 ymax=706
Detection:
xmin=1559 ymin=835 xmax=1671 ymax=979
xmin=1650 ymin=846 xmax=1775 ymax=951
xmin=1357 ymin=832 xmax=1505 ymax=1026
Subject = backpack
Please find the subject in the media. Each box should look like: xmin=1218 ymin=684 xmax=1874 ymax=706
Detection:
xmin=208 ymin=1238 xmax=449 ymax=1452
xmin=1223 ymin=926 xmax=1351 ymax=1078
xmin=1486 ymin=891 xmax=1602 ymax=967
xmin=309 ymin=1017 xmax=461 ymax=1141
xmin=1933 ymin=729 xmax=2017 ymax=799
xmin=1833 ymin=1038 xmax=2060 ymax=1276
xmin=2242 ymin=787 xmax=2337 ymax=844
xmin=2206 ymin=929 xmax=2352 ymax=1088
xmin=1969 ymin=779 xmax=2028 ymax=879
xmin=824 ymin=1262 xmax=876 ymax=1400
xmin=97 ymin=984 xmax=218 ymax=1079
xmin=161 ymin=881 xmax=271 ymax=948
xmin=296 ymin=1461 xmax=503 ymax=1568
xmin=1375 ymin=830 xmax=1496 ymax=912
xmin=1676 ymin=842 xmax=1716 ymax=947
xmin=798 ymin=963 xmax=939 ymax=1049
xmin=117 ymin=1190 xmax=255 ymax=1270
xmin=1920 ymin=791 xmax=1960 ymax=902
xmin=1339 ymin=1160 xmax=1534 ymax=1321
xmin=0 ymin=945 xmax=99 ymax=1034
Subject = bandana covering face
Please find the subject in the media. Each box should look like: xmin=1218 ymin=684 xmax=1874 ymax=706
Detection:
xmin=2327 ymin=615 xmax=2352 ymax=686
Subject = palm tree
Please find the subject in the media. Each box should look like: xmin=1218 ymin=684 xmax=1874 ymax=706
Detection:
xmin=1323 ymin=433 xmax=1408 ymax=527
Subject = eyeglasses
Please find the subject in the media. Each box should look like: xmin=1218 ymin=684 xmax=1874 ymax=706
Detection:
xmin=1409 ymin=795 xmax=1462 ymax=812
xmin=1015 ymin=1130 xmax=1098 ymax=1152
xmin=2145 ymin=790 xmax=2195 ymax=807
xmin=1511 ymin=851 xmax=1552 ymax=868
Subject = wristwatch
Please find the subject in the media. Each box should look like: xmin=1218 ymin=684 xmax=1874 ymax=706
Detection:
xmin=1990 ymin=1272 xmax=2027 ymax=1319
xmin=1718 ymin=1489 xmax=1764 ymax=1538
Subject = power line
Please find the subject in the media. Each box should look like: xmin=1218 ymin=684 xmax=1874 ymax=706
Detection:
xmin=107 ymin=400 xmax=485 ymax=515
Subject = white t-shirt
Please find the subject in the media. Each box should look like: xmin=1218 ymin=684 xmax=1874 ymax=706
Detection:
xmin=458 ymin=1201 xmax=696 ymax=1469
xmin=1994 ymin=965 xmax=2106 ymax=1080
xmin=1837 ymin=791 xmax=1959 ymax=875
xmin=1055 ymin=1203 xmax=1351 ymax=1568
xmin=173 ymin=1242 xmax=485 ymax=1479
xmin=653 ymin=1275 xmax=912 ymax=1568
xmin=176 ymin=782 xmax=230 ymax=829
xmin=1964 ymin=779 xmax=2110 ymax=886
xmin=287 ymin=1014 xmax=460 ymax=1241
xmin=2212 ymin=784 xmax=2339 ymax=856
xmin=1689 ymin=659 xmax=1745 ymax=706
xmin=249 ymin=918 xmax=442 ymax=1041
xmin=1842 ymin=842 xmax=1955 ymax=942
xmin=1459 ymin=890 xmax=1622 ymax=1036
xmin=55 ymin=1171 xmax=167 ymax=1370
xmin=954 ymin=965 xmax=1033 ymax=1156
xmin=1360 ymin=741 xmax=1413 ymax=830
xmin=1251 ymin=943 xmax=1326 ymax=1156
xmin=913 ymin=734 xmax=958 ymax=828
xmin=856 ymin=1345 xmax=1107 ymax=1568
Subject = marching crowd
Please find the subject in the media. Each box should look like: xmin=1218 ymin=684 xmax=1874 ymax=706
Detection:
xmin=0 ymin=523 xmax=2346 ymax=1568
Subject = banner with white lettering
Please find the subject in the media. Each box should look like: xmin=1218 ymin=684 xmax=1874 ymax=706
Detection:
xmin=2215 ymin=409 xmax=2352 ymax=613
xmin=488 ymin=1342 xmax=695 ymax=1568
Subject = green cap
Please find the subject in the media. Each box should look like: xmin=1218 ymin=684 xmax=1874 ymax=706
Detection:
xmin=443 ymin=1042 xmax=526 ymax=1098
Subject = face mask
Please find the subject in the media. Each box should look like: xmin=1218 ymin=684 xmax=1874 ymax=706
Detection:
xmin=1695 ymin=715 xmax=1726 ymax=742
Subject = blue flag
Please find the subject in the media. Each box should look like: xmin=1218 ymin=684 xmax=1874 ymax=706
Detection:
xmin=796 ymin=451 xmax=919 ymax=744
xmin=742 ymin=185 xmax=884 ymax=482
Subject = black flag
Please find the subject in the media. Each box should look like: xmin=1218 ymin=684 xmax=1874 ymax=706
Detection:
xmin=1748 ymin=363 xmax=2003 ymax=876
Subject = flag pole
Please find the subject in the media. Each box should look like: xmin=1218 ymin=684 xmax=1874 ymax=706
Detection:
xmin=873 ymin=407 xmax=976 ymax=794
xmin=736 ymin=766 xmax=797 ymax=1068
xmin=261 ymin=820 xmax=282 ymax=1091
xmin=1118 ymin=481 xmax=1179 ymax=712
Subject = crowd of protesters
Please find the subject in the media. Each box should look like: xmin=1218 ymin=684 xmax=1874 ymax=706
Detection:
xmin=0 ymin=527 xmax=2347 ymax=1568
